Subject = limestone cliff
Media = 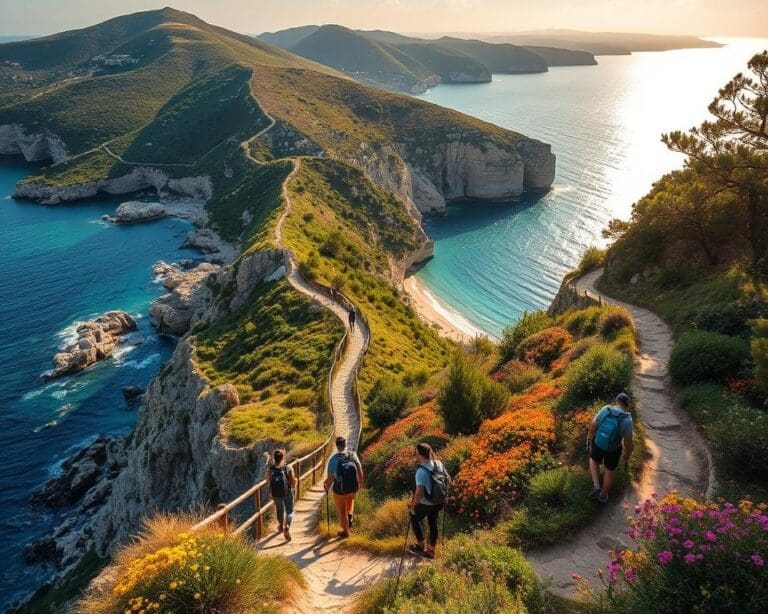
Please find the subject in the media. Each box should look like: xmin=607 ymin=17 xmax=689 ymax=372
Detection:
xmin=548 ymin=276 xmax=601 ymax=316
xmin=14 ymin=166 xmax=213 ymax=205
xmin=0 ymin=124 xmax=68 ymax=162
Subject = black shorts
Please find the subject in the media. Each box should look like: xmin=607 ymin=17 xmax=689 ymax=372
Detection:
xmin=590 ymin=442 xmax=622 ymax=471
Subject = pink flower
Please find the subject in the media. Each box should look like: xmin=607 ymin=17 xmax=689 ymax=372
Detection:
xmin=644 ymin=529 xmax=656 ymax=540
xmin=683 ymin=540 xmax=695 ymax=549
xmin=627 ymin=528 xmax=638 ymax=540
xmin=624 ymin=567 xmax=637 ymax=582
xmin=657 ymin=550 xmax=673 ymax=565
xmin=684 ymin=553 xmax=697 ymax=564
xmin=751 ymin=554 xmax=765 ymax=567
xmin=705 ymin=530 xmax=717 ymax=542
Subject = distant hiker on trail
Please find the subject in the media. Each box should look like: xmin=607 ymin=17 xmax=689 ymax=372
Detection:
xmin=323 ymin=436 xmax=364 ymax=538
xmin=587 ymin=392 xmax=634 ymax=504
xmin=348 ymin=305 xmax=356 ymax=331
xmin=408 ymin=442 xmax=451 ymax=559
xmin=266 ymin=449 xmax=297 ymax=541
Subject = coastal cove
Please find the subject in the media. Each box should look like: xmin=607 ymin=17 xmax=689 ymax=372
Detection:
xmin=411 ymin=38 xmax=768 ymax=337
xmin=0 ymin=158 xmax=199 ymax=606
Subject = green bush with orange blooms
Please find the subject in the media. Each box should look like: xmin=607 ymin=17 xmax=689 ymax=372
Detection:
xmin=516 ymin=326 xmax=574 ymax=370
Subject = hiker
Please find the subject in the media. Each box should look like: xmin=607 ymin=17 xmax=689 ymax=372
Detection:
xmin=266 ymin=449 xmax=297 ymax=541
xmin=348 ymin=305 xmax=356 ymax=331
xmin=587 ymin=392 xmax=634 ymax=504
xmin=323 ymin=436 xmax=364 ymax=538
xmin=408 ymin=442 xmax=451 ymax=559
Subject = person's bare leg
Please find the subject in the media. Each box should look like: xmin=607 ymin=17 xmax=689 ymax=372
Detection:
xmin=589 ymin=458 xmax=601 ymax=488
xmin=601 ymin=468 xmax=615 ymax=496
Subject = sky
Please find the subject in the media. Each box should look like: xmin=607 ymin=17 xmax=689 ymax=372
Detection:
xmin=1 ymin=0 xmax=768 ymax=37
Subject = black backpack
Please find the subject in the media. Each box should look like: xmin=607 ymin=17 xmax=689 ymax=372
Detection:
xmin=269 ymin=465 xmax=288 ymax=498
xmin=422 ymin=461 xmax=449 ymax=506
xmin=333 ymin=452 xmax=359 ymax=495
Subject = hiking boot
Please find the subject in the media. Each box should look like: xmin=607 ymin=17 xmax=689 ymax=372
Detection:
xmin=336 ymin=530 xmax=349 ymax=539
xmin=284 ymin=527 xmax=292 ymax=542
xmin=408 ymin=544 xmax=425 ymax=555
xmin=423 ymin=550 xmax=435 ymax=560
xmin=276 ymin=524 xmax=284 ymax=533
xmin=348 ymin=514 xmax=354 ymax=528
xmin=588 ymin=486 xmax=601 ymax=499
xmin=598 ymin=492 xmax=609 ymax=504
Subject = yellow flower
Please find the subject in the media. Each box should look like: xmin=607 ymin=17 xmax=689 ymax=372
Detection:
xmin=204 ymin=565 xmax=211 ymax=571
xmin=194 ymin=593 xmax=201 ymax=600
xmin=236 ymin=579 xmax=241 ymax=585
xmin=169 ymin=581 xmax=178 ymax=590
xmin=159 ymin=594 xmax=166 ymax=601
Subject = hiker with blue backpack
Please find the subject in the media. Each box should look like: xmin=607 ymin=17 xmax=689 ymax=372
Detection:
xmin=587 ymin=392 xmax=634 ymax=504
xmin=266 ymin=449 xmax=297 ymax=541
xmin=408 ymin=442 xmax=451 ymax=559
xmin=323 ymin=436 xmax=364 ymax=538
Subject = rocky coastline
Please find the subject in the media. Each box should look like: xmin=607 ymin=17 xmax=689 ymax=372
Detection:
xmin=48 ymin=311 xmax=137 ymax=379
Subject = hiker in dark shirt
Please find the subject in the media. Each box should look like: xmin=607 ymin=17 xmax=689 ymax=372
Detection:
xmin=408 ymin=442 xmax=450 ymax=559
xmin=266 ymin=449 xmax=297 ymax=541
xmin=348 ymin=305 xmax=356 ymax=331
xmin=587 ymin=392 xmax=634 ymax=504
xmin=323 ymin=436 xmax=364 ymax=538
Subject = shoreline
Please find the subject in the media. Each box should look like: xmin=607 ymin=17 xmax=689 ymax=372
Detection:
xmin=403 ymin=274 xmax=489 ymax=343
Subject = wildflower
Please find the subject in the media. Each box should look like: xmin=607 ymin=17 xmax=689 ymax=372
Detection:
xmin=169 ymin=581 xmax=178 ymax=590
xmin=684 ymin=553 xmax=697 ymax=564
xmin=751 ymin=554 xmax=765 ymax=567
xmin=194 ymin=592 xmax=201 ymax=600
xmin=657 ymin=550 xmax=673 ymax=564
xmin=705 ymin=530 xmax=717 ymax=542
xmin=624 ymin=567 xmax=637 ymax=582
xmin=683 ymin=540 xmax=695 ymax=549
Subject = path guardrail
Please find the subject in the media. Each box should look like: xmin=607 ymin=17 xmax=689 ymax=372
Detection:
xmin=192 ymin=278 xmax=369 ymax=538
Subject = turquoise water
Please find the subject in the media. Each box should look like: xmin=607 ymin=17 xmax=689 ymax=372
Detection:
xmin=415 ymin=38 xmax=768 ymax=337
xmin=0 ymin=158 xmax=198 ymax=606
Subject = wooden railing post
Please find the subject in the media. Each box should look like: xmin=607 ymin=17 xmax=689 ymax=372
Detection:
xmin=216 ymin=503 xmax=228 ymax=531
xmin=255 ymin=489 xmax=263 ymax=539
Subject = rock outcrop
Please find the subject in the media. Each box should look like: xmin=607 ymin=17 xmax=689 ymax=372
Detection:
xmin=150 ymin=262 xmax=219 ymax=335
xmin=181 ymin=228 xmax=222 ymax=254
xmin=548 ymin=276 xmax=601 ymax=316
xmin=49 ymin=312 xmax=137 ymax=378
xmin=0 ymin=124 xmax=68 ymax=162
xmin=14 ymin=167 xmax=212 ymax=205
xmin=104 ymin=201 xmax=166 ymax=224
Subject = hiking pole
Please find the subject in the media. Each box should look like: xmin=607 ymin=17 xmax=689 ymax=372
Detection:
xmin=391 ymin=510 xmax=411 ymax=605
xmin=441 ymin=485 xmax=449 ymax=551
xmin=326 ymin=489 xmax=331 ymax=534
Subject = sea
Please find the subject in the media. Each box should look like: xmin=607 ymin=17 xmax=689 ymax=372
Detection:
xmin=414 ymin=38 xmax=768 ymax=337
xmin=0 ymin=157 xmax=199 ymax=606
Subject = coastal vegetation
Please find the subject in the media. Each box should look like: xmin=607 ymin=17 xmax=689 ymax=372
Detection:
xmin=597 ymin=50 xmax=768 ymax=504
xmin=75 ymin=515 xmax=304 ymax=613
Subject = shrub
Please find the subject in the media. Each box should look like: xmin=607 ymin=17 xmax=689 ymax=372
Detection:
xmin=438 ymin=355 xmax=510 ymax=435
xmin=365 ymin=377 xmax=413 ymax=428
xmin=499 ymin=311 xmax=553 ymax=362
xmin=565 ymin=345 xmax=632 ymax=405
xmin=598 ymin=306 xmax=634 ymax=338
xmin=516 ymin=326 xmax=574 ymax=370
xmin=319 ymin=230 xmax=344 ymax=258
xmin=570 ymin=246 xmax=606 ymax=279
xmin=669 ymin=331 xmax=748 ymax=385
xmin=710 ymin=405 xmax=768 ymax=481
xmin=692 ymin=298 xmax=768 ymax=337
xmin=283 ymin=389 xmax=313 ymax=407
xmin=440 ymin=436 xmax=473 ymax=477
xmin=492 ymin=359 xmax=544 ymax=393
xmin=77 ymin=516 xmax=303 ymax=614
xmin=597 ymin=493 xmax=768 ymax=613
xmin=750 ymin=318 xmax=768 ymax=392
xmin=470 ymin=334 xmax=496 ymax=357
xmin=560 ymin=306 xmax=602 ymax=337
xmin=502 ymin=467 xmax=594 ymax=548
xmin=402 ymin=367 xmax=430 ymax=388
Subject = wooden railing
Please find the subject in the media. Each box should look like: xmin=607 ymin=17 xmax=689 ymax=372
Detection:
xmin=192 ymin=280 xmax=369 ymax=538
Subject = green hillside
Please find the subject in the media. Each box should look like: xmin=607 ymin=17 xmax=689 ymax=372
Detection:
xmin=434 ymin=37 xmax=548 ymax=73
xmin=257 ymin=26 xmax=597 ymax=92
xmin=291 ymin=24 xmax=435 ymax=92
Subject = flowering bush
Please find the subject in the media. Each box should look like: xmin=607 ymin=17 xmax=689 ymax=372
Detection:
xmin=77 ymin=516 xmax=303 ymax=614
xmin=491 ymin=359 xmax=544 ymax=393
xmin=516 ymin=326 xmax=574 ymax=370
xmin=364 ymin=402 xmax=449 ymax=495
xmin=451 ymin=407 xmax=557 ymax=520
xmin=600 ymin=493 xmax=768 ymax=612
xmin=725 ymin=377 xmax=764 ymax=405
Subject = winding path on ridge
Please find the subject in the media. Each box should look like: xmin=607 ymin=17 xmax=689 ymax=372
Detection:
xmin=241 ymin=120 xmax=406 ymax=612
xmin=528 ymin=268 xmax=713 ymax=595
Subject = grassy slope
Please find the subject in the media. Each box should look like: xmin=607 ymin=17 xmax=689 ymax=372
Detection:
xmin=282 ymin=157 xmax=452 ymax=397
xmin=434 ymin=37 xmax=548 ymax=73
xmin=395 ymin=43 xmax=491 ymax=81
xmin=194 ymin=278 xmax=344 ymax=452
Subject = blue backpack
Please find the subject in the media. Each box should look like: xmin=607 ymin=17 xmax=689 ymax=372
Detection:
xmin=594 ymin=407 xmax=628 ymax=452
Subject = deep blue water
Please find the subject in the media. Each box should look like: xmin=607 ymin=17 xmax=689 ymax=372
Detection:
xmin=415 ymin=38 xmax=768 ymax=337
xmin=0 ymin=157 xmax=198 ymax=606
